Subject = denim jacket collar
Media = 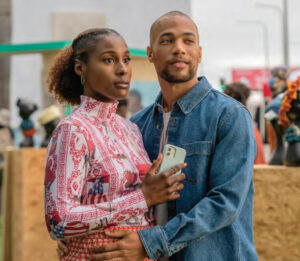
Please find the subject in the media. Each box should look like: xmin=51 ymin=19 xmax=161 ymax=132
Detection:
xmin=152 ymin=76 xmax=212 ymax=118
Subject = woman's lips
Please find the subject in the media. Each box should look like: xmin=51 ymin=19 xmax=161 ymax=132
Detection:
xmin=114 ymin=82 xmax=129 ymax=88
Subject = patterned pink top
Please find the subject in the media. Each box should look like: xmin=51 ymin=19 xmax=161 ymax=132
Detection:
xmin=44 ymin=96 xmax=153 ymax=240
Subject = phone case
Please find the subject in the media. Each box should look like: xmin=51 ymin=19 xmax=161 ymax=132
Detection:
xmin=158 ymin=144 xmax=186 ymax=177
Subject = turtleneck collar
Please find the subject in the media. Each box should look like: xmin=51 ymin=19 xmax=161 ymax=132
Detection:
xmin=79 ymin=95 xmax=118 ymax=121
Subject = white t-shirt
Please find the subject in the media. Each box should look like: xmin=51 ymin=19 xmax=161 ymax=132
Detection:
xmin=156 ymin=110 xmax=171 ymax=260
xmin=156 ymin=110 xmax=171 ymax=226
xmin=159 ymin=111 xmax=171 ymax=153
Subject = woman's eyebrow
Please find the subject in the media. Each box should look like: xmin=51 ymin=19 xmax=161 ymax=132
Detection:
xmin=100 ymin=50 xmax=130 ymax=55
xmin=100 ymin=50 xmax=116 ymax=55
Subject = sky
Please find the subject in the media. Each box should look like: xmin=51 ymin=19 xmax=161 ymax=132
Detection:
xmin=192 ymin=0 xmax=300 ymax=85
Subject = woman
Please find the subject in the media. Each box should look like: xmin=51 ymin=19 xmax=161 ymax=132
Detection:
xmin=44 ymin=28 xmax=186 ymax=260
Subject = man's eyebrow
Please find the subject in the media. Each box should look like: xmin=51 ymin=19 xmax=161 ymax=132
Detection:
xmin=159 ymin=32 xmax=197 ymax=38
xmin=159 ymin=32 xmax=174 ymax=38
xmin=182 ymin=32 xmax=196 ymax=37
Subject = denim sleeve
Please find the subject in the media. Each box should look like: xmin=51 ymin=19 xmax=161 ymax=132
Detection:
xmin=138 ymin=106 xmax=256 ymax=259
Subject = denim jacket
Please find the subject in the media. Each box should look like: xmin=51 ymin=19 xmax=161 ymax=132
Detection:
xmin=130 ymin=77 xmax=258 ymax=261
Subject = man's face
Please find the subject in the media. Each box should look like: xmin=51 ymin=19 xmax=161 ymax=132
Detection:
xmin=148 ymin=15 xmax=202 ymax=83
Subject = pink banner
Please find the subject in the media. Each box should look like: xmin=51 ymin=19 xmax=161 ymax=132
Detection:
xmin=232 ymin=67 xmax=300 ymax=91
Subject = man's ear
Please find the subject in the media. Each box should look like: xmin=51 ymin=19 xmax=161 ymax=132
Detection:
xmin=198 ymin=46 xmax=202 ymax=63
xmin=74 ymin=59 xmax=86 ymax=77
xmin=147 ymin=46 xmax=154 ymax=63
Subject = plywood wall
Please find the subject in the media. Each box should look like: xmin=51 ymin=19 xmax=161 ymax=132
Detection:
xmin=2 ymin=148 xmax=57 ymax=261
xmin=253 ymin=165 xmax=300 ymax=261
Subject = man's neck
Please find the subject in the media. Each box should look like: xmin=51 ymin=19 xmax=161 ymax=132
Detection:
xmin=159 ymin=77 xmax=198 ymax=112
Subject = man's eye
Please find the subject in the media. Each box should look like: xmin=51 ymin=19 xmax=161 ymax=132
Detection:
xmin=123 ymin=57 xmax=131 ymax=64
xmin=103 ymin=58 xmax=114 ymax=64
xmin=185 ymin=39 xmax=194 ymax=44
xmin=161 ymin=39 xmax=172 ymax=44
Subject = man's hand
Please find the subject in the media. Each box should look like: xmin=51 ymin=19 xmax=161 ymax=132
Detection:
xmin=57 ymin=239 xmax=71 ymax=258
xmin=88 ymin=230 xmax=147 ymax=261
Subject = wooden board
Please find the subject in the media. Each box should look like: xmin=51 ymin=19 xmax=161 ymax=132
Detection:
xmin=22 ymin=148 xmax=57 ymax=261
xmin=253 ymin=165 xmax=300 ymax=261
xmin=2 ymin=148 xmax=57 ymax=261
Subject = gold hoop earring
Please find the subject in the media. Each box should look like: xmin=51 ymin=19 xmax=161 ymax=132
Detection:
xmin=81 ymin=75 xmax=86 ymax=86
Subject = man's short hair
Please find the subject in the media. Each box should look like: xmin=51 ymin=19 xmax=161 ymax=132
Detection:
xmin=150 ymin=10 xmax=199 ymax=46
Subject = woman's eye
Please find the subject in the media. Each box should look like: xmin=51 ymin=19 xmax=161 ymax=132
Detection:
xmin=103 ymin=58 xmax=114 ymax=64
xmin=123 ymin=57 xmax=131 ymax=64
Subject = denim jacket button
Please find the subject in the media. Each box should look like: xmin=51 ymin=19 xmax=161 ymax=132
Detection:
xmin=156 ymin=124 xmax=161 ymax=129
xmin=157 ymin=251 xmax=162 ymax=257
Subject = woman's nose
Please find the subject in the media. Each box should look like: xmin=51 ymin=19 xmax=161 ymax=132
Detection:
xmin=116 ymin=62 xmax=128 ymax=75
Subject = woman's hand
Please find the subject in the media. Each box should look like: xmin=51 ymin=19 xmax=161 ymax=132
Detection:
xmin=139 ymin=154 xmax=186 ymax=207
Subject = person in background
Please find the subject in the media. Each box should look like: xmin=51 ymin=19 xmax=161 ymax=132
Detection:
xmin=0 ymin=108 xmax=14 ymax=213
xmin=263 ymin=82 xmax=276 ymax=153
xmin=128 ymin=89 xmax=143 ymax=116
xmin=0 ymin=108 xmax=14 ymax=179
xmin=224 ymin=82 xmax=266 ymax=164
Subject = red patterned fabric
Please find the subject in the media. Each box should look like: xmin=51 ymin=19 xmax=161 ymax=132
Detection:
xmin=62 ymin=226 xmax=153 ymax=261
xmin=44 ymin=96 xmax=154 ymax=259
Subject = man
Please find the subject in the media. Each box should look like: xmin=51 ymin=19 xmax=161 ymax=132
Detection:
xmin=63 ymin=11 xmax=258 ymax=260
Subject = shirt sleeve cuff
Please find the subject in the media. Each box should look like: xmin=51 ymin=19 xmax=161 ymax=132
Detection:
xmin=138 ymin=226 xmax=170 ymax=259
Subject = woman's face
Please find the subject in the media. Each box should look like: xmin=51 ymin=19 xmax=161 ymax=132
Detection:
xmin=79 ymin=35 xmax=132 ymax=102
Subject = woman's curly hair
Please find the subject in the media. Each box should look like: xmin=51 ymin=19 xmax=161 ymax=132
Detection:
xmin=47 ymin=28 xmax=121 ymax=105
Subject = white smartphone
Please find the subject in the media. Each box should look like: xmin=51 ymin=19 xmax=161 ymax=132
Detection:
xmin=158 ymin=144 xmax=186 ymax=177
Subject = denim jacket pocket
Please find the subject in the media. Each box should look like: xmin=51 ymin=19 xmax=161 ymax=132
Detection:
xmin=182 ymin=141 xmax=212 ymax=184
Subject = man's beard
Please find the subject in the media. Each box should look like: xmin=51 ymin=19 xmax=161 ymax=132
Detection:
xmin=159 ymin=63 xmax=196 ymax=83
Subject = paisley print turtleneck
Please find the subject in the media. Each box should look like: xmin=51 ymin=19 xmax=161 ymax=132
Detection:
xmin=44 ymin=96 xmax=153 ymax=242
